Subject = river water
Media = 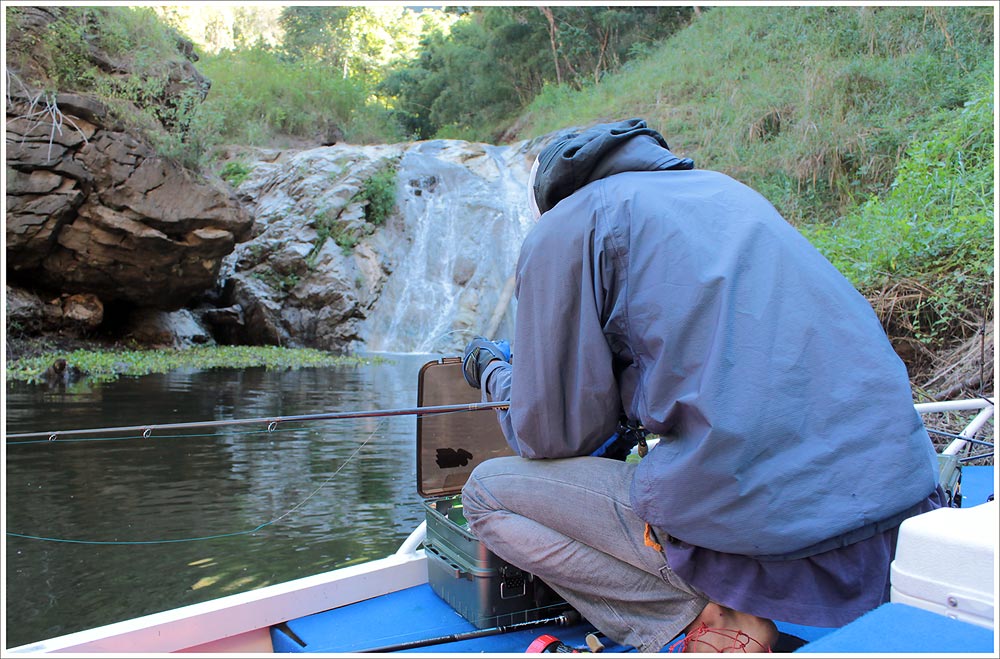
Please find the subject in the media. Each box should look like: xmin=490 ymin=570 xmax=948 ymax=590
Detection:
xmin=4 ymin=353 xmax=448 ymax=649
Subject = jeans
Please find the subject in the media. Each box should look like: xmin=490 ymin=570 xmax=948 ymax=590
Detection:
xmin=461 ymin=455 xmax=709 ymax=652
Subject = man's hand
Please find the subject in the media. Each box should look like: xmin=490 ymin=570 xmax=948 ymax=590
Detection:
xmin=462 ymin=336 xmax=511 ymax=388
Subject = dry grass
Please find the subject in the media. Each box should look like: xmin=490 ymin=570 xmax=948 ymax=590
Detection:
xmin=746 ymin=105 xmax=792 ymax=143
xmin=921 ymin=321 xmax=994 ymax=401
xmin=867 ymin=278 xmax=994 ymax=402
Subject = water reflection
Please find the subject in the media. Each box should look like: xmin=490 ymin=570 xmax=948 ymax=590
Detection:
xmin=4 ymin=353 xmax=441 ymax=648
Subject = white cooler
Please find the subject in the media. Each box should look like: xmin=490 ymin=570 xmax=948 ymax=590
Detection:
xmin=890 ymin=500 xmax=996 ymax=629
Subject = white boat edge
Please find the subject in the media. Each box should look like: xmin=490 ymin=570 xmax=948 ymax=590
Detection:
xmin=6 ymin=399 xmax=994 ymax=654
xmin=7 ymin=524 xmax=431 ymax=654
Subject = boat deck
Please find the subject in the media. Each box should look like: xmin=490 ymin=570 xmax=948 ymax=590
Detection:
xmin=273 ymin=466 xmax=995 ymax=654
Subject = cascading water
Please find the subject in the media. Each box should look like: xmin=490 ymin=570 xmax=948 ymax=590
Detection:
xmin=360 ymin=140 xmax=536 ymax=354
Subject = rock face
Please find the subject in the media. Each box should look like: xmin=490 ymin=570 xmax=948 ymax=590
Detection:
xmin=215 ymin=138 xmax=541 ymax=353
xmin=5 ymin=6 xmax=252 ymax=343
xmin=5 ymin=285 xmax=104 ymax=335
xmin=4 ymin=7 xmax=556 ymax=352
xmin=6 ymin=93 xmax=252 ymax=310
xmin=6 ymin=128 xmax=547 ymax=352
xmin=210 ymin=144 xmax=405 ymax=349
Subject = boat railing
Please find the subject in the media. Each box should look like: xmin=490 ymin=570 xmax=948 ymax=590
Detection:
xmin=396 ymin=520 xmax=427 ymax=556
xmin=914 ymin=397 xmax=994 ymax=456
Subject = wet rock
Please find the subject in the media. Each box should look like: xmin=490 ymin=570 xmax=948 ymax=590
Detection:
xmin=60 ymin=293 xmax=104 ymax=331
xmin=218 ymin=138 xmax=544 ymax=353
xmin=5 ymin=285 xmax=104 ymax=336
xmin=126 ymin=308 xmax=214 ymax=348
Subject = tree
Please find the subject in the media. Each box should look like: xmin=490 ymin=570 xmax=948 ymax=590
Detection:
xmin=279 ymin=5 xmax=424 ymax=83
xmin=380 ymin=6 xmax=695 ymax=138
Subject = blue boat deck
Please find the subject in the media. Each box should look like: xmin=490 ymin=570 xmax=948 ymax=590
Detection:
xmin=273 ymin=466 xmax=995 ymax=653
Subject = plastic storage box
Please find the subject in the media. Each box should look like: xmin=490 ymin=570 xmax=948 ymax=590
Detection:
xmin=417 ymin=357 xmax=566 ymax=628
xmin=890 ymin=499 xmax=996 ymax=629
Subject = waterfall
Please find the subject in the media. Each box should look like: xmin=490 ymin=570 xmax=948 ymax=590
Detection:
xmin=359 ymin=140 xmax=536 ymax=355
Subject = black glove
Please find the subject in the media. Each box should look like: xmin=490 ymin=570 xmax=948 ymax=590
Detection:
xmin=462 ymin=336 xmax=511 ymax=389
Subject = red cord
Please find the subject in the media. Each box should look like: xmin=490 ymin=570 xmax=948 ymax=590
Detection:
xmin=667 ymin=623 xmax=772 ymax=653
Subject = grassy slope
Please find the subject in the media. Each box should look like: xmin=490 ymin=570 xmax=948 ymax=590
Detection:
xmin=509 ymin=5 xmax=994 ymax=396
xmin=516 ymin=6 xmax=990 ymax=218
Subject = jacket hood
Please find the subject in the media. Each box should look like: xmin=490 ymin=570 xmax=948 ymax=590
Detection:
xmin=533 ymin=118 xmax=694 ymax=215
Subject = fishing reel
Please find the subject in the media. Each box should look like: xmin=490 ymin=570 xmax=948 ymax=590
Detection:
xmin=526 ymin=632 xmax=605 ymax=653
xmin=592 ymin=418 xmax=648 ymax=461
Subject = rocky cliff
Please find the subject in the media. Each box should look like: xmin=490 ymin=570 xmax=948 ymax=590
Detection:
xmin=6 ymin=90 xmax=546 ymax=354
xmin=211 ymin=138 xmax=543 ymax=354
xmin=5 ymin=7 xmax=252 ymax=343
xmin=4 ymin=6 xmax=553 ymax=354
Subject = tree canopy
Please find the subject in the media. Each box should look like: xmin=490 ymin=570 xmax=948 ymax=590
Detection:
xmin=379 ymin=6 xmax=694 ymax=138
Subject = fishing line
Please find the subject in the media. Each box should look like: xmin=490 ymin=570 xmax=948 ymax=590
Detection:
xmin=265 ymin=416 xmax=385 ymax=528
xmin=5 ymin=418 xmax=387 ymax=546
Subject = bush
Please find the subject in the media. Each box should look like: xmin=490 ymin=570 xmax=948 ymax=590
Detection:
xmin=219 ymin=161 xmax=252 ymax=187
xmin=804 ymin=80 xmax=994 ymax=344
xmin=359 ymin=163 xmax=398 ymax=226
xmin=196 ymin=46 xmax=393 ymax=146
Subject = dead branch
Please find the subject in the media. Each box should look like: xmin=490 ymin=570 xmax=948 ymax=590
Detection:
xmin=5 ymin=68 xmax=89 ymax=162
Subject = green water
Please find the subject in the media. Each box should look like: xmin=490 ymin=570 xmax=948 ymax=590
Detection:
xmin=4 ymin=354 xmax=439 ymax=649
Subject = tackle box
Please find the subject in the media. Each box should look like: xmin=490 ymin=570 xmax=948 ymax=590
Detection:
xmin=416 ymin=357 xmax=567 ymax=628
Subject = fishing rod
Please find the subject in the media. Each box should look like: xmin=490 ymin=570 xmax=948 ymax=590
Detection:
xmin=5 ymin=400 xmax=510 ymax=441
xmin=10 ymin=397 xmax=991 ymax=443
xmin=354 ymin=609 xmax=580 ymax=653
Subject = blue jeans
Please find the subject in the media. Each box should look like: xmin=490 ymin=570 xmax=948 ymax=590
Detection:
xmin=461 ymin=455 xmax=708 ymax=652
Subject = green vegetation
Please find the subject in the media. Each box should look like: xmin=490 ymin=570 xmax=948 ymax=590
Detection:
xmin=32 ymin=6 xmax=183 ymax=90
xmin=380 ymin=6 xmax=692 ymax=140
xmin=194 ymin=45 xmax=399 ymax=146
xmin=6 ymin=6 xmax=214 ymax=168
xmin=516 ymin=6 xmax=992 ymax=224
xmin=804 ymin=81 xmax=993 ymax=349
xmin=5 ymin=5 xmax=993 ymax=389
xmin=358 ymin=161 xmax=399 ymax=227
xmin=218 ymin=161 xmax=251 ymax=187
xmin=250 ymin=268 xmax=301 ymax=294
xmin=6 ymin=346 xmax=388 ymax=385
xmin=309 ymin=211 xmax=358 ymax=260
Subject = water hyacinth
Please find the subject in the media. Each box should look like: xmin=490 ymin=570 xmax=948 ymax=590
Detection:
xmin=6 ymin=346 xmax=388 ymax=384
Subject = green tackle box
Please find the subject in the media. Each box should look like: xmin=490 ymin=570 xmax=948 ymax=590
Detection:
xmin=417 ymin=357 xmax=566 ymax=629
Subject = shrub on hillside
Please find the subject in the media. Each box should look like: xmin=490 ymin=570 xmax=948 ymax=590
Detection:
xmin=805 ymin=80 xmax=993 ymax=349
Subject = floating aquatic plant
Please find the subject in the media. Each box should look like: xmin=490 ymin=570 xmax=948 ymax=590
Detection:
xmin=5 ymin=346 xmax=388 ymax=384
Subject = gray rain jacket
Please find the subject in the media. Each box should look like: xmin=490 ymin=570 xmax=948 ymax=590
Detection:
xmin=481 ymin=120 xmax=939 ymax=558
